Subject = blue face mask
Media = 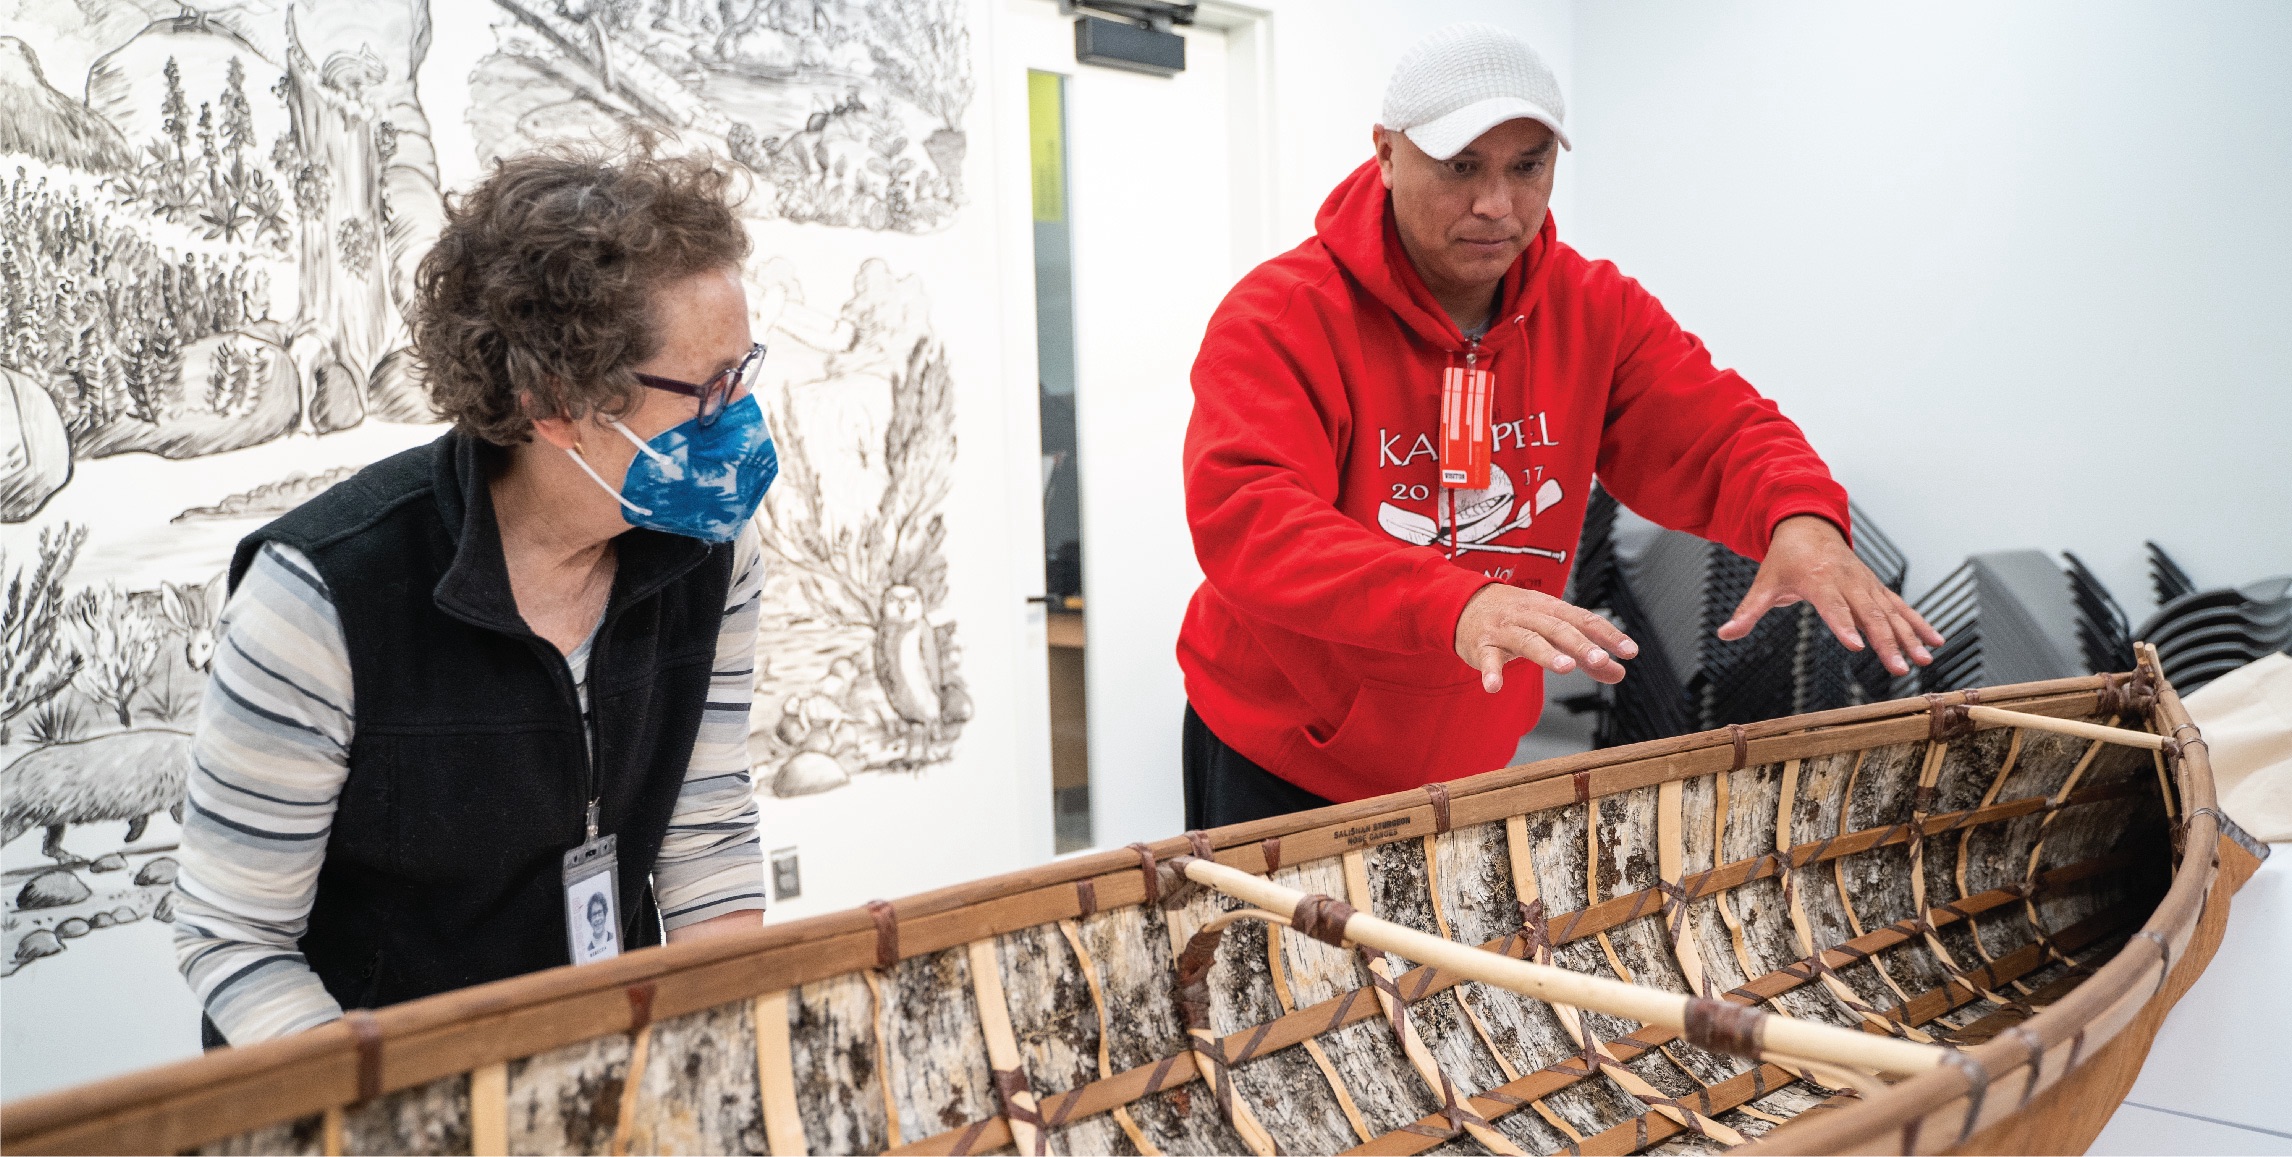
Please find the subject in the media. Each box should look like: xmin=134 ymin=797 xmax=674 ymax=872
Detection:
xmin=567 ymin=394 xmax=778 ymax=543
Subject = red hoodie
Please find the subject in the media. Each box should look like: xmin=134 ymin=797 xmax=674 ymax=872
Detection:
xmin=1179 ymin=160 xmax=1850 ymax=803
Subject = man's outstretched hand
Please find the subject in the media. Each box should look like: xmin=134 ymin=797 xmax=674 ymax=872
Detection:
xmin=1719 ymin=515 xmax=1945 ymax=676
xmin=1455 ymin=585 xmax=1638 ymax=692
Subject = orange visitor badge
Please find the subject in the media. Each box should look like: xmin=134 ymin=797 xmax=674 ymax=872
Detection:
xmin=1440 ymin=363 xmax=1493 ymax=489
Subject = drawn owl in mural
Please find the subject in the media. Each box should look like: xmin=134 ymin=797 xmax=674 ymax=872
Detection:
xmin=874 ymin=585 xmax=943 ymax=730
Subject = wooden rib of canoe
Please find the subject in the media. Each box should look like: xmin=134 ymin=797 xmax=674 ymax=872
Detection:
xmin=3 ymin=643 xmax=2268 ymax=1156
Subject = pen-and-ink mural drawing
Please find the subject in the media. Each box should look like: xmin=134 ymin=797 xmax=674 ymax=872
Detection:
xmin=2 ymin=0 xmax=980 ymax=1027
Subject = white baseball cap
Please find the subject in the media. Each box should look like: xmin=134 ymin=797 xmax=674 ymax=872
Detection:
xmin=1380 ymin=23 xmax=1570 ymax=160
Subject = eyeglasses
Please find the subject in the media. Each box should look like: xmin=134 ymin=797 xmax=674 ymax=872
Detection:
xmin=633 ymin=342 xmax=767 ymax=428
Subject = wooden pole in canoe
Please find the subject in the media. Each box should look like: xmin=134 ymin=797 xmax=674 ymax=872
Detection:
xmin=1177 ymin=857 xmax=1948 ymax=1080
xmin=1964 ymin=705 xmax=2167 ymax=751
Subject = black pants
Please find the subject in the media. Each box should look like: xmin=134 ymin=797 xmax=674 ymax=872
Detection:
xmin=1183 ymin=704 xmax=1333 ymax=830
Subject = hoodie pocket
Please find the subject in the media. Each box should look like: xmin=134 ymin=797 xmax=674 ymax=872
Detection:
xmin=1307 ymin=678 xmax=1480 ymax=794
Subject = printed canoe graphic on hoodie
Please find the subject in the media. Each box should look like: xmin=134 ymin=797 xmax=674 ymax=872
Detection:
xmin=1373 ymin=432 xmax=1567 ymax=567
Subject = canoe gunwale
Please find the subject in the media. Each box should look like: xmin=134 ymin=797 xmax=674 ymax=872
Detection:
xmin=1738 ymin=643 xmax=2262 ymax=1155
xmin=0 ymin=667 xmax=2240 ymax=1156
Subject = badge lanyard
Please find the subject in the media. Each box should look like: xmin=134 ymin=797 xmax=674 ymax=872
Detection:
xmin=1440 ymin=348 xmax=1494 ymax=491
xmin=563 ymin=680 xmax=620 ymax=965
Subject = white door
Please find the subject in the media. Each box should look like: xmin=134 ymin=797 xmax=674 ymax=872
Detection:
xmin=994 ymin=1 xmax=1241 ymax=850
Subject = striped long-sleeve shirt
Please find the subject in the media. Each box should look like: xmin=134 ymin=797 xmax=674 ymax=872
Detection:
xmin=173 ymin=528 xmax=767 ymax=1045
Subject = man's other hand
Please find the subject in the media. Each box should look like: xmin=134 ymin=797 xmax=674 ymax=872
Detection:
xmin=1455 ymin=585 xmax=1638 ymax=692
xmin=1719 ymin=515 xmax=1945 ymax=677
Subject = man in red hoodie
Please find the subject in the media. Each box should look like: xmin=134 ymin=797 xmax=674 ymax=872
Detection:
xmin=1179 ymin=24 xmax=1941 ymax=827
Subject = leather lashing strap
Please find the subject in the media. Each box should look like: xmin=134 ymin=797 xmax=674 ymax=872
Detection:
xmin=1572 ymin=770 xmax=1591 ymax=804
xmin=1927 ymin=693 xmax=1972 ymax=743
xmin=1127 ymin=842 xmax=1159 ymax=906
xmin=1425 ymin=781 xmax=1453 ymax=834
xmin=2188 ymin=806 xmax=2269 ymax=860
xmin=1941 ymin=1050 xmax=1991 ymax=1143
xmin=1260 ymin=836 xmax=1283 ymax=873
xmin=1681 ymin=997 xmax=1763 ymax=1059
xmin=2100 ymin=667 xmax=2159 ymax=717
xmin=991 ymin=1067 xmax=1047 ymax=1154
xmin=2004 ymin=1025 xmax=2048 ymax=1106
xmin=1074 ymin=878 xmax=1097 ymax=917
xmin=1290 ymin=892 xmax=1356 ymax=947
xmin=2137 ymin=930 xmax=2172 ymax=994
xmin=626 ymin=982 xmax=656 ymax=1033
xmin=345 ymin=1009 xmax=383 ymax=1103
xmin=865 ymin=900 xmax=899 ymax=969
xmin=1186 ymin=830 xmax=1214 ymax=860
xmin=1728 ymin=724 xmax=1748 ymax=772
xmin=1513 ymin=898 xmax=1551 ymax=957
xmin=1173 ymin=925 xmax=1223 ymax=1029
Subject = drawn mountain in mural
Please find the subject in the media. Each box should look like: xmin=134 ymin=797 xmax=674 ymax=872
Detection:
xmin=0 ymin=37 xmax=132 ymax=172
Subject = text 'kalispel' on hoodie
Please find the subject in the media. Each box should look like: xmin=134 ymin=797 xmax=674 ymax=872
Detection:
xmin=1178 ymin=159 xmax=1851 ymax=803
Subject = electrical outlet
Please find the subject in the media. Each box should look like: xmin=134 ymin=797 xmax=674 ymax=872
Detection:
xmin=770 ymin=848 xmax=801 ymax=901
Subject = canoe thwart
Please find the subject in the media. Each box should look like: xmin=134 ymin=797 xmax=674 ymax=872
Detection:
xmin=1964 ymin=705 xmax=2169 ymax=751
xmin=1174 ymin=855 xmax=1948 ymax=1079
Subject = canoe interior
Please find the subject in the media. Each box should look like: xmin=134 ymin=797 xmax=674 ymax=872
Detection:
xmin=9 ymin=670 xmax=2253 ymax=1157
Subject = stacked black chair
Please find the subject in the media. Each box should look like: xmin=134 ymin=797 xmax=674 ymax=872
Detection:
xmin=2135 ymin=543 xmax=2292 ymax=694
xmin=1563 ymin=485 xmax=1692 ymax=747
xmin=1560 ymin=484 xmax=1909 ymax=748
xmin=1903 ymin=550 xmax=2136 ymax=695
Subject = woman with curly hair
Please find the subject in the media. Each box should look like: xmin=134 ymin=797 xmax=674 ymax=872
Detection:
xmin=171 ymin=144 xmax=779 ymax=1045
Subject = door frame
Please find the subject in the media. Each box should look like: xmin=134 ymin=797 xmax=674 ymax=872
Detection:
xmin=987 ymin=0 xmax=1276 ymax=856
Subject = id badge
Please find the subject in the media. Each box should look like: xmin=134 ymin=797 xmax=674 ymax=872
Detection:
xmin=1439 ymin=364 xmax=1494 ymax=489
xmin=563 ymin=834 xmax=622 ymax=965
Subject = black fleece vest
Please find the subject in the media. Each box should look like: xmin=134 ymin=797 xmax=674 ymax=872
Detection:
xmin=229 ymin=432 xmax=733 ymax=1012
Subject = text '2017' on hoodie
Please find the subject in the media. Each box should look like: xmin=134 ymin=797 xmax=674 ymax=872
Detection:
xmin=1179 ymin=159 xmax=1851 ymax=803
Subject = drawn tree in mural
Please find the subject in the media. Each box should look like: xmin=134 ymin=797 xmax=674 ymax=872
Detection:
xmin=0 ymin=523 xmax=86 ymax=739
xmin=64 ymin=587 xmax=163 ymax=730
xmin=759 ymin=336 xmax=955 ymax=628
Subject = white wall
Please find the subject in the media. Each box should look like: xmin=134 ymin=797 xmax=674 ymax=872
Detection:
xmin=1567 ymin=1 xmax=2292 ymax=619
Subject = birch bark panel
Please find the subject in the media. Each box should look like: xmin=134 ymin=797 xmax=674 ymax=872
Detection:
xmin=1433 ymin=822 xmax=1526 ymax=946
xmin=1715 ymin=765 xmax=1848 ymax=1030
xmin=1785 ymin=751 xmax=1906 ymax=1018
xmin=2076 ymin=736 xmax=2152 ymax=792
xmin=1072 ymin=904 xmax=1247 ymax=1156
xmin=1835 ymin=741 xmax=1955 ymax=1002
xmin=2032 ymin=794 xmax=2164 ymax=938
xmin=1921 ymin=731 xmax=2014 ymax=986
xmin=1677 ymin=773 xmax=1752 ymax=1007
xmin=993 ymin=922 xmax=1131 ymax=1157
xmin=1933 ymin=728 xmax=2013 ymax=813
xmin=1171 ymin=882 xmax=1363 ymax=1156
xmin=1271 ymin=857 xmax=1370 ymax=1006
xmin=880 ymin=947 xmax=999 ymax=1143
xmin=623 ymin=999 xmax=766 ymax=1156
xmin=1519 ymin=802 xmax=1656 ymax=1133
xmin=995 ymin=923 xmax=1099 ymax=1092
xmin=334 ymin=1074 xmax=472 ymax=1156
xmin=504 ymin=1032 xmax=632 ymax=1155
xmin=1964 ymin=731 xmax=2089 ymax=960
xmin=788 ymin=971 xmax=891 ymax=1154
xmin=1917 ymin=811 xmax=1988 ymax=974
xmin=1594 ymin=787 xmax=1738 ymax=1089
xmin=197 ymin=1115 xmax=324 ymax=1156
xmin=1362 ymin=839 xmax=1517 ymax=1099
xmin=1315 ymin=1015 xmax=1443 ymax=1136
xmin=1428 ymin=821 xmax=1604 ymax=1151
